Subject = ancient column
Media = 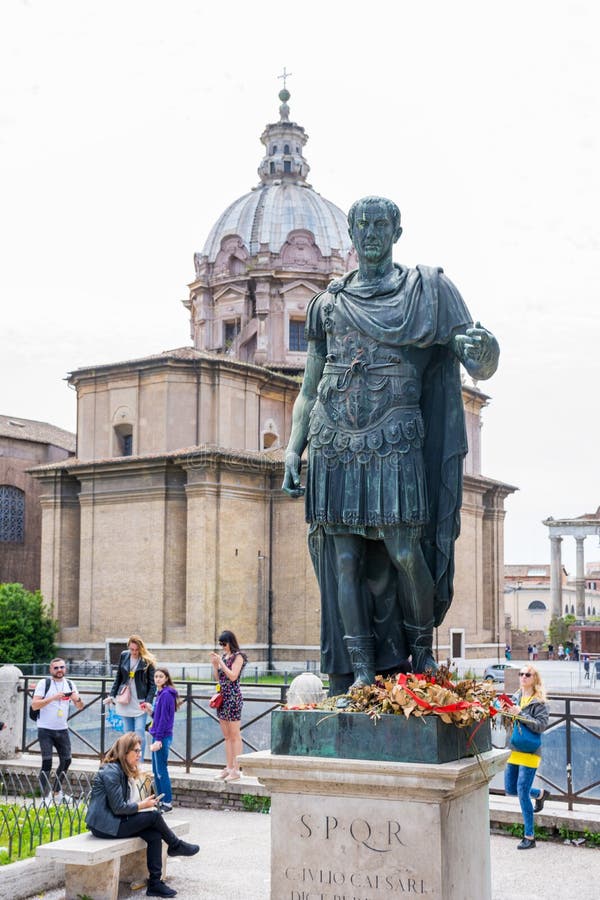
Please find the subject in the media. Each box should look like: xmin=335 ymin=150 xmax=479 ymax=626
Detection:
xmin=575 ymin=535 xmax=586 ymax=618
xmin=550 ymin=535 xmax=563 ymax=617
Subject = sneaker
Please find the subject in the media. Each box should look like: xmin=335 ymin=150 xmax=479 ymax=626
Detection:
xmin=160 ymin=802 xmax=173 ymax=813
xmin=167 ymin=840 xmax=200 ymax=857
xmin=40 ymin=793 xmax=54 ymax=806
xmin=517 ymin=838 xmax=536 ymax=850
xmin=146 ymin=881 xmax=177 ymax=898
xmin=534 ymin=789 xmax=548 ymax=813
xmin=55 ymin=791 xmax=74 ymax=804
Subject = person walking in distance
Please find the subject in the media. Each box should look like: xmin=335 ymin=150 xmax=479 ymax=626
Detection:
xmin=31 ymin=658 xmax=84 ymax=803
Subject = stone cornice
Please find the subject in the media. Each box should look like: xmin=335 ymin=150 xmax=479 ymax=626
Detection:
xmin=67 ymin=348 xmax=300 ymax=391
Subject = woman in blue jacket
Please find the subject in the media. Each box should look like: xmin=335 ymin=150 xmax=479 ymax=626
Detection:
xmin=149 ymin=668 xmax=179 ymax=813
xmin=86 ymin=732 xmax=198 ymax=898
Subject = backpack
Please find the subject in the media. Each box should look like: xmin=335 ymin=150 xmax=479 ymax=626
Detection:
xmin=29 ymin=677 xmax=73 ymax=721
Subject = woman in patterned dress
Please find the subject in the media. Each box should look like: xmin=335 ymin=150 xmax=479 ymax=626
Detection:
xmin=210 ymin=630 xmax=247 ymax=782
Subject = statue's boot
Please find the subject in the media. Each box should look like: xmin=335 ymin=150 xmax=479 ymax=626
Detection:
xmin=404 ymin=620 xmax=437 ymax=674
xmin=344 ymin=634 xmax=376 ymax=690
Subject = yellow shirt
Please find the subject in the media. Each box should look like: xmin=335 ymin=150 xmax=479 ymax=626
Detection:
xmin=507 ymin=696 xmax=540 ymax=769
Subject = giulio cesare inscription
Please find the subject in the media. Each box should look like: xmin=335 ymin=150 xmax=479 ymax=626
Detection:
xmin=279 ymin=811 xmax=431 ymax=898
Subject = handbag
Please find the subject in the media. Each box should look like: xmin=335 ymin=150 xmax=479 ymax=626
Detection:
xmin=106 ymin=705 xmax=124 ymax=732
xmin=209 ymin=691 xmax=223 ymax=709
xmin=116 ymin=683 xmax=131 ymax=705
xmin=510 ymin=719 xmax=541 ymax=754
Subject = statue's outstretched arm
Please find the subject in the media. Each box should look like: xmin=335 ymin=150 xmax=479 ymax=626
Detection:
xmin=452 ymin=321 xmax=499 ymax=381
xmin=282 ymin=344 xmax=325 ymax=498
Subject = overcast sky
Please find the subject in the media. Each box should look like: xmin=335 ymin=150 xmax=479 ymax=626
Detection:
xmin=1 ymin=1 xmax=599 ymax=573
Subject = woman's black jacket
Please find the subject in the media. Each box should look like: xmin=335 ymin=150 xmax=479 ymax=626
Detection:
xmin=85 ymin=762 xmax=138 ymax=835
xmin=110 ymin=651 xmax=156 ymax=704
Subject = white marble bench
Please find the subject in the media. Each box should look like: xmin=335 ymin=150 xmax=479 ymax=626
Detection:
xmin=35 ymin=818 xmax=190 ymax=900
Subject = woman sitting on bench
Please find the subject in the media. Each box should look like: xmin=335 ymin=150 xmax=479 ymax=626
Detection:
xmin=86 ymin=732 xmax=199 ymax=898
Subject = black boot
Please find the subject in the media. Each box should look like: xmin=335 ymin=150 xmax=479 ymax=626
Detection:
xmin=404 ymin=620 xmax=437 ymax=674
xmin=167 ymin=839 xmax=200 ymax=857
xmin=146 ymin=881 xmax=177 ymax=898
xmin=344 ymin=635 xmax=376 ymax=689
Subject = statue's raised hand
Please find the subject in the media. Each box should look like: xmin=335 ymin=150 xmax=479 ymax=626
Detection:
xmin=453 ymin=321 xmax=499 ymax=379
xmin=282 ymin=451 xmax=305 ymax=498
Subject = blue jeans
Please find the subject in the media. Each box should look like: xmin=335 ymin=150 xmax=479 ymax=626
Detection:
xmin=504 ymin=762 xmax=541 ymax=838
xmin=121 ymin=713 xmax=148 ymax=756
xmin=151 ymin=736 xmax=173 ymax=804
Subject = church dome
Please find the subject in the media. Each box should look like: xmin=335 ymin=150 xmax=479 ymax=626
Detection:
xmin=196 ymin=87 xmax=354 ymax=268
xmin=187 ymin=82 xmax=356 ymax=371
xmin=202 ymin=182 xmax=351 ymax=263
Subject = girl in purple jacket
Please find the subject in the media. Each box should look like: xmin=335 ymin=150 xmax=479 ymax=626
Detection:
xmin=149 ymin=668 xmax=179 ymax=812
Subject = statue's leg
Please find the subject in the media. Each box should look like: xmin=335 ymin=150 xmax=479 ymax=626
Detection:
xmin=383 ymin=527 xmax=437 ymax=673
xmin=332 ymin=534 xmax=375 ymax=688
xmin=332 ymin=534 xmax=369 ymax=635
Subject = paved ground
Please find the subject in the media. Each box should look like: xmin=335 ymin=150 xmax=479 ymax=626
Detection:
xmin=21 ymin=805 xmax=600 ymax=900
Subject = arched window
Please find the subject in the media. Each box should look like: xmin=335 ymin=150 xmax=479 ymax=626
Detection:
xmin=0 ymin=485 xmax=25 ymax=542
xmin=564 ymin=603 xmax=569 ymax=614
xmin=271 ymin=145 xmax=277 ymax=155
xmin=284 ymin=144 xmax=290 ymax=154
xmin=114 ymin=424 xmax=133 ymax=457
xmin=571 ymin=604 xmax=575 ymax=614
xmin=527 ymin=600 xmax=547 ymax=611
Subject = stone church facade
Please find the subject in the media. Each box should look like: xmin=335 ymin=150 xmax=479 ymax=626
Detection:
xmin=33 ymin=90 xmax=515 ymax=664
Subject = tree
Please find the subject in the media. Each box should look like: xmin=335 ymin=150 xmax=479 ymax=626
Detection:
xmin=0 ymin=583 xmax=58 ymax=663
xmin=548 ymin=614 xmax=577 ymax=649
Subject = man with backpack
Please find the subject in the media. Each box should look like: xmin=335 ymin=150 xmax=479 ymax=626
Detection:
xmin=31 ymin=658 xmax=84 ymax=803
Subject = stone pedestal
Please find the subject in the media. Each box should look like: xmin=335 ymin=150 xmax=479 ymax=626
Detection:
xmin=242 ymin=748 xmax=508 ymax=900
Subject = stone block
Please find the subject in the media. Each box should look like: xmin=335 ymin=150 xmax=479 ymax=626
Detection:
xmin=242 ymin=748 xmax=509 ymax=900
xmin=271 ymin=709 xmax=491 ymax=764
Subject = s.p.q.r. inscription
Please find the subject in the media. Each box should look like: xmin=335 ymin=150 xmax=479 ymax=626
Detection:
xmin=299 ymin=814 xmax=405 ymax=853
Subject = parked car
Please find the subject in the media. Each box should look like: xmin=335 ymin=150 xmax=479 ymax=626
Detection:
xmin=484 ymin=663 xmax=516 ymax=683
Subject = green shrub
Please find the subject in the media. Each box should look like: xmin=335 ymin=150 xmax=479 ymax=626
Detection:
xmin=0 ymin=583 xmax=58 ymax=664
xmin=241 ymin=794 xmax=271 ymax=814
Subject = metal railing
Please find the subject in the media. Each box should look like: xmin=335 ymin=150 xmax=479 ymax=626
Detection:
xmin=19 ymin=676 xmax=288 ymax=772
xmin=0 ymin=771 xmax=91 ymax=862
xmin=17 ymin=680 xmax=600 ymax=808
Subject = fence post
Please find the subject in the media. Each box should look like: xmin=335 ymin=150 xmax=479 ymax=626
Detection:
xmin=0 ymin=665 xmax=24 ymax=759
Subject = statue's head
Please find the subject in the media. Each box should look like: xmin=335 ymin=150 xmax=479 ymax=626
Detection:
xmin=348 ymin=196 xmax=402 ymax=264
xmin=348 ymin=196 xmax=401 ymax=232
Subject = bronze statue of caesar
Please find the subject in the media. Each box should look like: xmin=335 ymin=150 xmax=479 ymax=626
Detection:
xmin=283 ymin=196 xmax=499 ymax=694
